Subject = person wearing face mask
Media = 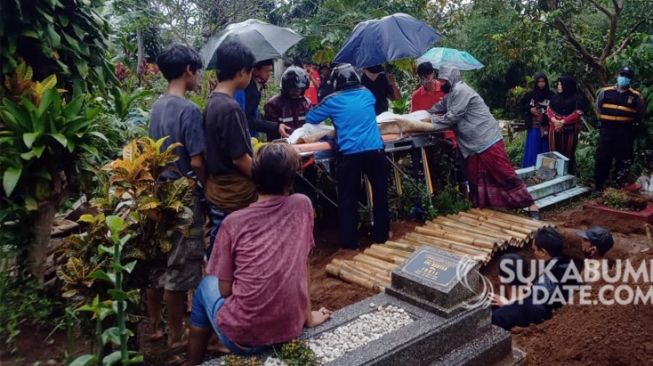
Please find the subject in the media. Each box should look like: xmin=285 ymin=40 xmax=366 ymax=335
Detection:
xmin=429 ymin=66 xmax=540 ymax=219
xmin=520 ymin=72 xmax=554 ymax=167
xmin=263 ymin=66 xmax=312 ymax=140
xmin=361 ymin=64 xmax=402 ymax=115
xmin=593 ymin=67 xmax=646 ymax=193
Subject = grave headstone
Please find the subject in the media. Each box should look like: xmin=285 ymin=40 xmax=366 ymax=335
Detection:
xmin=387 ymin=247 xmax=481 ymax=317
xmin=300 ymin=246 xmax=526 ymax=365
xmin=205 ymin=246 xmax=526 ymax=366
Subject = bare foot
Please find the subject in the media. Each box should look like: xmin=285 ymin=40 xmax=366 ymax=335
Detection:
xmin=169 ymin=354 xmax=186 ymax=365
xmin=147 ymin=329 xmax=164 ymax=342
xmin=168 ymin=339 xmax=188 ymax=353
xmin=206 ymin=343 xmax=230 ymax=354
xmin=207 ymin=336 xmax=230 ymax=354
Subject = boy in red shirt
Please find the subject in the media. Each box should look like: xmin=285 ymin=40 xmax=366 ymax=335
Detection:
xmin=186 ymin=143 xmax=332 ymax=365
xmin=410 ymin=62 xmax=445 ymax=112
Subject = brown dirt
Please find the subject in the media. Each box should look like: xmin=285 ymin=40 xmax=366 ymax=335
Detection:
xmin=508 ymin=206 xmax=653 ymax=365
xmin=309 ymin=218 xmax=422 ymax=310
xmin=0 ymin=323 xmax=92 ymax=366
xmin=512 ymin=250 xmax=653 ymax=366
xmin=5 ymin=204 xmax=653 ymax=365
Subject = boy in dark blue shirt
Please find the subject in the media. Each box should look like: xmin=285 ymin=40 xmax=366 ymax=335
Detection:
xmin=147 ymin=44 xmax=206 ymax=350
xmin=306 ymin=64 xmax=389 ymax=248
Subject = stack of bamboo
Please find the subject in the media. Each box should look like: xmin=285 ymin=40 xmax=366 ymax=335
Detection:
xmin=326 ymin=209 xmax=553 ymax=291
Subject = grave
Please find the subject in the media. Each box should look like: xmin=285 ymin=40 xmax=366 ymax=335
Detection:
xmin=301 ymin=247 xmax=527 ymax=365
xmin=516 ymin=151 xmax=590 ymax=208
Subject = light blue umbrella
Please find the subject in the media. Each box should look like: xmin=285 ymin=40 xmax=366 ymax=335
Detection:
xmin=417 ymin=47 xmax=484 ymax=70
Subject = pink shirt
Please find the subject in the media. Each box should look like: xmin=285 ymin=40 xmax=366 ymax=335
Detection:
xmin=207 ymin=194 xmax=314 ymax=346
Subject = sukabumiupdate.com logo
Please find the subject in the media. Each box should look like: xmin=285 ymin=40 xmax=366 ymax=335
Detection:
xmin=456 ymin=257 xmax=653 ymax=308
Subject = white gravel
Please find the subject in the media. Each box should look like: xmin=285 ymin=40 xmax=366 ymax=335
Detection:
xmin=200 ymin=357 xmax=288 ymax=366
xmin=307 ymin=305 xmax=413 ymax=363
xmin=199 ymin=305 xmax=412 ymax=366
xmin=263 ymin=357 xmax=287 ymax=366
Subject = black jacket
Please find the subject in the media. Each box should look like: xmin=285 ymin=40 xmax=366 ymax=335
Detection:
xmin=520 ymin=72 xmax=554 ymax=129
xmin=243 ymin=79 xmax=278 ymax=134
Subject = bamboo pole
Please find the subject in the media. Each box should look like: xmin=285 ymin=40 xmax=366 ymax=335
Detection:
xmin=327 ymin=261 xmax=388 ymax=290
xmin=353 ymin=254 xmax=399 ymax=271
xmin=454 ymin=215 xmax=531 ymax=240
xmin=388 ymin=240 xmax=433 ymax=251
xmin=445 ymin=214 xmax=527 ymax=240
xmin=347 ymin=260 xmax=393 ymax=280
xmin=415 ymin=226 xmax=496 ymax=250
xmin=458 ymin=211 xmax=535 ymax=235
xmin=347 ymin=259 xmax=392 ymax=275
xmin=326 ymin=263 xmax=376 ymax=290
xmin=384 ymin=241 xmax=417 ymax=252
xmin=473 ymin=209 xmax=550 ymax=229
xmin=405 ymin=232 xmax=492 ymax=256
xmin=405 ymin=239 xmax=483 ymax=260
xmin=475 ymin=208 xmax=549 ymax=227
xmin=428 ymin=219 xmax=511 ymax=244
xmin=437 ymin=215 xmax=511 ymax=237
xmin=364 ymin=247 xmax=406 ymax=264
xmin=404 ymin=232 xmax=491 ymax=254
xmin=337 ymin=260 xmax=392 ymax=284
xmin=370 ymin=244 xmax=410 ymax=258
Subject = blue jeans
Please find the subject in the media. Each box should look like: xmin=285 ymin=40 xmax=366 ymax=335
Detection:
xmin=190 ymin=276 xmax=265 ymax=355
xmin=207 ymin=205 xmax=228 ymax=259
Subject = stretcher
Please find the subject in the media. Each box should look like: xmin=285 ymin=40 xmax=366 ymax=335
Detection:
xmin=292 ymin=131 xmax=450 ymax=222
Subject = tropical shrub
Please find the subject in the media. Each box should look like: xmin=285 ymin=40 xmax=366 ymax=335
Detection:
xmin=0 ymin=75 xmax=107 ymax=281
xmin=0 ymin=0 xmax=115 ymax=93
xmin=59 ymin=137 xmax=195 ymax=307
xmin=69 ymin=215 xmax=143 ymax=366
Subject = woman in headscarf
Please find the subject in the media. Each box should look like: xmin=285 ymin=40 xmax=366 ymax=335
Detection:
xmin=547 ymin=75 xmax=584 ymax=173
xmin=520 ymin=72 xmax=554 ymax=167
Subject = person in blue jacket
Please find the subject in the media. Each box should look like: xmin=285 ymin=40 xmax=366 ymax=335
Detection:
xmin=306 ymin=64 xmax=389 ymax=249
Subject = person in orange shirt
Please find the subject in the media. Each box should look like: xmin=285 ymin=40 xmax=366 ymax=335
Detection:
xmin=410 ymin=62 xmax=446 ymax=112
xmin=303 ymin=61 xmax=320 ymax=107
xmin=411 ymin=62 xmax=468 ymax=197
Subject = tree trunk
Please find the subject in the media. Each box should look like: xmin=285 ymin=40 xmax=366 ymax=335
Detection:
xmin=136 ymin=28 xmax=145 ymax=86
xmin=30 ymin=172 xmax=66 ymax=283
xmin=31 ymin=200 xmax=57 ymax=282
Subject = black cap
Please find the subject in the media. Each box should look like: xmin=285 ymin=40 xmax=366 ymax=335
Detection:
xmin=576 ymin=226 xmax=614 ymax=255
xmin=618 ymin=66 xmax=634 ymax=79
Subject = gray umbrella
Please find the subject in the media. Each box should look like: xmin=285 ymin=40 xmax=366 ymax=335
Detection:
xmin=201 ymin=19 xmax=303 ymax=68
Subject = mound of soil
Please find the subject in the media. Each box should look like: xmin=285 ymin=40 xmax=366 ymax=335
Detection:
xmin=498 ymin=208 xmax=653 ymax=365
xmin=513 ymin=251 xmax=653 ymax=365
xmin=544 ymin=204 xmax=649 ymax=237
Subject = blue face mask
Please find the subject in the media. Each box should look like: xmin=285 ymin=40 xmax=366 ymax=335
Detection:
xmin=617 ymin=76 xmax=631 ymax=88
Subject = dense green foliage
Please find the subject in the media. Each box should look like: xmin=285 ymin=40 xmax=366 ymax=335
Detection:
xmin=0 ymin=0 xmax=115 ymax=92
xmin=1 ymin=0 xmax=652 ymax=361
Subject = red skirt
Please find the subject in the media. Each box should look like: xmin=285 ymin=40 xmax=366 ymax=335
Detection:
xmin=467 ymin=140 xmax=535 ymax=209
